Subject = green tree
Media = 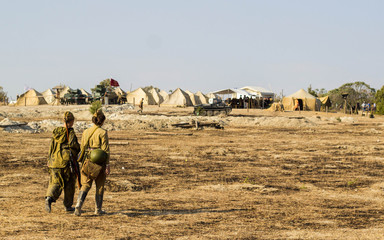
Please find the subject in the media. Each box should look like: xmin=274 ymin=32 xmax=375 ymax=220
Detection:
xmin=328 ymin=81 xmax=375 ymax=110
xmin=91 ymin=79 xmax=112 ymax=95
xmin=307 ymin=85 xmax=318 ymax=97
xmin=307 ymin=85 xmax=328 ymax=98
xmin=375 ymin=86 xmax=384 ymax=114
xmin=0 ymin=86 xmax=7 ymax=100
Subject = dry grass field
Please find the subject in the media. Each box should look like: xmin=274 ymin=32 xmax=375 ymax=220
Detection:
xmin=1 ymin=106 xmax=384 ymax=239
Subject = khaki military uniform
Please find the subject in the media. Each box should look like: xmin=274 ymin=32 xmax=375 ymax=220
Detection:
xmin=80 ymin=125 xmax=110 ymax=195
xmin=46 ymin=127 xmax=80 ymax=208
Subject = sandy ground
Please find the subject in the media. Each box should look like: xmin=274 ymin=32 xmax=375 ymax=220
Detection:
xmin=1 ymin=104 xmax=384 ymax=239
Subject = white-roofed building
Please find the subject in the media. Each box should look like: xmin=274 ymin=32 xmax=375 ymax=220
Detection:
xmin=210 ymin=88 xmax=256 ymax=100
xmin=240 ymin=86 xmax=275 ymax=99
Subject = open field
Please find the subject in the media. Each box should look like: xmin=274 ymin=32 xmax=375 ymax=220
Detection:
xmin=1 ymin=105 xmax=384 ymax=239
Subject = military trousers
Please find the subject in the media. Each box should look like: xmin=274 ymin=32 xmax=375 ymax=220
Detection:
xmin=80 ymin=165 xmax=106 ymax=195
xmin=46 ymin=167 xmax=76 ymax=208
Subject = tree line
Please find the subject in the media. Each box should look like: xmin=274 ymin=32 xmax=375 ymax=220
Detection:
xmin=306 ymin=81 xmax=384 ymax=114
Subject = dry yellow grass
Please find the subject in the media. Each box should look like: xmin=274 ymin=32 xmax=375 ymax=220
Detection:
xmin=1 ymin=106 xmax=384 ymax=239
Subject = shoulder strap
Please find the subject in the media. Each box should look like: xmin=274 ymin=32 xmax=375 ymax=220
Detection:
xmin=84 ymin=126 xmax=99 ymax=149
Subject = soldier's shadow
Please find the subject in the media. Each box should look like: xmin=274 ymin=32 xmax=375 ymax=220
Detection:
xmin=107 ymin=208 xmax=247 ymax=217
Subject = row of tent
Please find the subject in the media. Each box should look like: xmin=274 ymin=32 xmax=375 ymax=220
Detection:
xmin=15 ymin=86 xmax=331 ymax=111
xmin=15 ymin=87 xmax=93 ymax=106
xmin=129 ymin=88 xmax=212 ymax=106
xmin=14 ymin=86 xmax=215 ymax=106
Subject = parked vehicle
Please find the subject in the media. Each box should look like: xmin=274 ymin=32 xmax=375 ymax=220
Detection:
xmin=193 ymin=98 xmax=232 ymax=116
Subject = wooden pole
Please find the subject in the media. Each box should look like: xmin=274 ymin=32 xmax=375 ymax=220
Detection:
xmin=344 ymin=99 xmax=347 ymax=114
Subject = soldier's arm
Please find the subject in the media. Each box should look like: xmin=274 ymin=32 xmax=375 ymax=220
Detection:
xmin=100 ymin=131 xmax=110 ymax=164
xmin=47 ymin=138 xmax=54 ymax=166
xmin=69 ymin=130 xmax=80 ymax=156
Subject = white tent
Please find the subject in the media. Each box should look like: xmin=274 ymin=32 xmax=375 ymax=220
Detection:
xmin=210 ymin=89 xmax=250 ymax=99
xmin=42 ymin=89 xmax=56 ymax=104
xmin=161 ymin=88 xmax=193 ymax=106
xmin=241 ymin=86 xmax=275 ymax=99
xmin=126 ymin=88 xmax=156 ymax=105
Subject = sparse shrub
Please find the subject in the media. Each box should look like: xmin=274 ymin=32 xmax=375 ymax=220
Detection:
xmin=194 ymin=106 xmax=205 ymax=116
xmin=375 ymin=85 xmax=384 ymax=115
xmin=90 ymin=100 xmax=102 ymax=114
xmin=336 ymin=117 xmax=341 ymax=122
xmin=347 ymin=179 xmax=358 ymax=188
xmin=243 ymin=177 xmax=249 ymax=183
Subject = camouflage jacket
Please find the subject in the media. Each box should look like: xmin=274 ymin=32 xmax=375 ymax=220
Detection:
xmin=48 ymin=127 xmax=80 ymax=168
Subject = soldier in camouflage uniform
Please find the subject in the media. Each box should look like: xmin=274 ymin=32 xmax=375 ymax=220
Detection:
xmin=45 ymin=112 xmax=80 ymax=213
xmin=74 ymin=109 xmax=110 ymax=216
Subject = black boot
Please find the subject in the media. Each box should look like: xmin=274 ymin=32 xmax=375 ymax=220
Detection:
xmin=74 ymin=191 xmax=88 ymax=216
xmin=65 ymin=206 xmax=75 ymax=212
xmin=95 ymin=194 xmax=105 ymax=215
xmin=45 ymin=197 xmax=53 ymax=213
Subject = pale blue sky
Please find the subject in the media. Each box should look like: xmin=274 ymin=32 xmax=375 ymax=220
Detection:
xmin=1 ymin=0 xmax=383 ymax=100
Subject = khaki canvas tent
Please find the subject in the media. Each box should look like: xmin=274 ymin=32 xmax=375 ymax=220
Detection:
xmin=149 ymin=88 xmax=164 ymax=105
xmin=282 ymin=89 xmax=321 ymax=111
xmin=114 ymin=87 xmax=126 ymax=97
xmin=268 ymin=102 xmax=284 ymax=112
xmin=158 ymin=90 xmax=169 ymax=102
xmin=185 ymin=90 xmax=201 ymax=105
xmin=58 ymin=86 xmax=71 ymax=98
xmin=196 ymin=91 xmax=209 ymax=104
xmin=16 ymin=89 xmax=48 ymax=106
xmin=80 ymin=88 xmax=92 ymax=97
xmin=42 ymin=89 xmax=56 ymax=105
xmin=161 ymin=88 xmax=193 ymax=106
xmin=319 ymin=96 xmax=331 ymax=107
xmin=126 ymin=88 xmax=156 ymax=105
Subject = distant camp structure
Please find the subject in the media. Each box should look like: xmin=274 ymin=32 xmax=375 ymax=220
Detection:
xmin=161 ymin=88 xmax=193 ymax=106
xmin=185 ymin=90 xmax=201 ymax=105
xmin=13 ymin=84 xmax=281 ymax=109
xmin=282 ymin=89 xmax=321 ymax=111
xmin=16 ymin=89 xmax=48 ymax=106
xmin=80 ymin=88 xmax=92 ymax=97
xmin=148 ymin=88 xmax=164 ymax=105
xmin=211 ymin=87 xmax=274 ymax=109
xmin=318 ymin=96 xmax=332 ymax=112
xmin=240 ymin=86 xmax=275 ymax=99
xmin=196 ymin=91 xmax=209 ymax=104
xmin=158 ymin=90 xmax=169 ymax=102
xmin=42 ymin=89 xmax=56 ymax=105
xmin=113 ymin=87 xmax=127 ymax=104
xmin=126 ymin=88 xmax=156 ymax=105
